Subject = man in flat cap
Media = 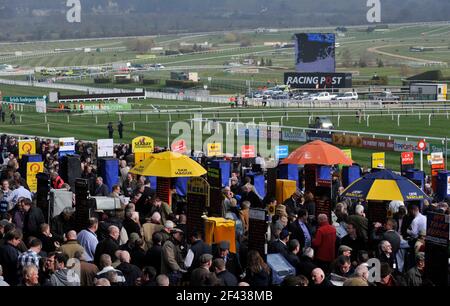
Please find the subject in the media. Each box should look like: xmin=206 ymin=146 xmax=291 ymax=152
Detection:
xmin=215 ymin=240 xmax=242 ymax=280
xmin=190 ymin=253 xmax=214 ymax=286
xmin=161 ymin=228 xmax=186 ymax=286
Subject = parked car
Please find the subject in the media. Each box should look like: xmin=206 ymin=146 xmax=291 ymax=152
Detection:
xmin=311 ymin=92 xmax=337 ymax=101
xmin=368 ymin=91 xmax=400 ymax=101
xmin=308 ymin=116 xmax=334 ymax=129
xmin=334 ymin=91 xmax=358 ymax=100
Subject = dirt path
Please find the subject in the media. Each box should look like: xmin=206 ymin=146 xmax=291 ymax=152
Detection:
xmin=367 ymin=45 xmax=444 ymax=64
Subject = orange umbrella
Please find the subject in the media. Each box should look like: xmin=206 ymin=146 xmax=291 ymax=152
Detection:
xmin=281 ymin=140 xmax=353 ymax=166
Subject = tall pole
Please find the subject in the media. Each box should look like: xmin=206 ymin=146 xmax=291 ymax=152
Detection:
xmin=420 ymin=149 xmax=423 ymax=172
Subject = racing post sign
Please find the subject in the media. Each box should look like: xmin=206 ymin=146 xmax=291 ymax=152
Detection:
xmin=26 ymin=162 xmax=44 ymax=192
xmin=19 ymin=140 xmax=36 ymax=159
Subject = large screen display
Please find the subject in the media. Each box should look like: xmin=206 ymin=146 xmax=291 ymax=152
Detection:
xmin=294 ymin=33 xmax=335 ymax=73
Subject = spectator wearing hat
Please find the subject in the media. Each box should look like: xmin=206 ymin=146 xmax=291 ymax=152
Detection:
xmin=312 ymin=214 xmax=336 ymax=273
xmin=149 ymin=197 xmax=172 ymax=226
xmin=405 ymin=253 xmax=428 ymax=286
xmin=213 ymin=258 xmax=237 ymax=286
xmin=190 ymin=253 xmax=214 ymax=286
xmin=288 ymin=209 xmax=313 ymax=250
xmin=268 ymin=228 xmax=289 ymax=259
xmin=161 ymin=228 xmax=186 ymax=286
xmin=215 ymin=240 xmax=242 ymax=279
xmin=159 ymin=220 xmax=175 ymax=244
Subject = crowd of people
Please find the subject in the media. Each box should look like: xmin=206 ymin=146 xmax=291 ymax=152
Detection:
xmin=0 ymin=133 xmax=449 ymax=287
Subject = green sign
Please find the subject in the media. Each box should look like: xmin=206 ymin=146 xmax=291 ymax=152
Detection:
xmin=70 ymin=103 xmax=131 ymax=111
xmin=3 ymin=96 xmax=46 ymax=104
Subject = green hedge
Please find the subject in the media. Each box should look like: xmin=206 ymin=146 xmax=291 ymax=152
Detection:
xmin=165 ymin=79 xmax=200 ymax=88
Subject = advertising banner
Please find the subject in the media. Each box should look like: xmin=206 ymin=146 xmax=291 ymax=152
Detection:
xmin=362 ymin=137 xmax=394 ymax=151
xmin=401 ymin=152 xmax=414 ymax=165
xmin=281 ymin=130 xmax=307 ymax=142
xmin=26 ymin=162 xmax=44 ymax=192
xmin=132 ymin=136 xmax=154 ymax=153
xmin=58 ymin=137 xmax=76 ymax=157
xmin=275 ymin=146 xmax=289 ymax=159
xmin=394 ymin=140 xmax=430 ymax=154
xmin=372 ymin=152 xmax=385 ymax=168
xmin=97 ymin=139 xmax=114 ymax=157
xmin=207 ymin=143 xmax=222 ymax=157
xmin=332 ymin=133 xmax=363 ymax=148
xmin=171 ymin=139 xmax=187 ymax=154
xmin=307 ymin=131 xmax=333 ymax=143
xmin=241 ymin=145 xmax=256 ymax=158
xmin=284 ymin=72 xmax=352 ymax=89
xmin=18 ymin=140 xmax=36 ymax=159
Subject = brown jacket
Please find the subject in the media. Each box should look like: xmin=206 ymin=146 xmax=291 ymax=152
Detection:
xmin=59 ymin=240 xmax=85 ymax=259
xmin=142 ymin=223 xmax=164 ymax=250
xmin=240 ymin=209 xmax=249 ymax=233
xmin=80 ymin=260 xmax=99 ymax=286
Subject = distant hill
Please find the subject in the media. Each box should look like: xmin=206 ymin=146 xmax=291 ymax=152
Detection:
xmin=0 ymin=0 xmax=448 ymax=41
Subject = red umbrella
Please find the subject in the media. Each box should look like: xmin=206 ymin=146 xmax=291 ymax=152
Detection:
xmin=281 ymin=140 xmax=353 ymax=166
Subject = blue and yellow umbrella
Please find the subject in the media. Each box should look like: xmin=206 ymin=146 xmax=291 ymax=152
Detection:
xmin=341 ymin=169 xmax=428 ymax=201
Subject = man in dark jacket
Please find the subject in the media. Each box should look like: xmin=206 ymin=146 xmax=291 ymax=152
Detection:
xmin=297 ymin=247 xmax=317 ymax=281
xmin=107 ymin=122 xmax=114 ymax=138
xmin=268 ymin=228 xmax=289 ymax=258
xmin=94 ymin=177 xmax=109 ymax=197
xmin=213 ymin=258 xmax=237 ymax=286
xmin=187 ymin=230 xmax=212 ymax=272
xmin=144 ymin=232 xmax=163 ymax=274
xmin=21 ymin=198 xmax=45 ymax=239
xmin=285 ymin=239 xmax=301 ymax=271
xmin=94 ymin=225 xmax=120 ymax=266
xmin=283 ymin=190 xmax=302 ymax=217
xmin=117 ymin=121 xmax=124 ymax=139
xmin=0 ymin=230 xmax=22 ymax=285
xmin=51 ymin=207 xmax=75 ymax=239
xmin=215 ymin=240 xmax=242 ymax=279
xmin=288 ymin=209 xmax=312 ymax=249
xmin=116 ymin=250 xmax=142 ymax=286
xmin=190 ymin=253 xmax=214 ymax=286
